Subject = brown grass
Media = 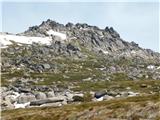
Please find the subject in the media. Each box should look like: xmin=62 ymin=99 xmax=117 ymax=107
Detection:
xmin=2 ymin=94 xmax=160 ymax=120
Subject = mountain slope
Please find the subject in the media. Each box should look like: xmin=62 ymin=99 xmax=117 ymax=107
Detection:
xmin=1 ymin=19 xmax=160 ymax=113
xmin=1 ymin=19 xmax=160 ymax=80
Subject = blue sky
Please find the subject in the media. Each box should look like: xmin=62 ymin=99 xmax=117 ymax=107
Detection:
xmin=0 ymin=0 xmax=159 ymax=52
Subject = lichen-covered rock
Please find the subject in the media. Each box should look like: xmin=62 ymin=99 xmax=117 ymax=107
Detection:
xmin=35 ymin=92 xmax=47 ymax=100
xmin=18 ymin=93 xmax=36 ymax=104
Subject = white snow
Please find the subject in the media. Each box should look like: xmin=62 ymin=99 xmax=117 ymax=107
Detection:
xmin=0 ymin=38 xmax=12 ymax=46
xmin=83 ymin=77 xmax=92 ymax=81
xmin=102 ymin=50 xmax=109 ymax=54
xmin=46 ymin=30 xmax=66 ymax=40
xmin=5 ymin=92 xmax=20 ymax=102
xmin=99 ymin=67 xmax=106 ymax=71
xmin=98 ymin=48 xmax=109 ymax=54
xmin=128 ymin=91 xmax=139 ymax=97
xmin=96 ymin=97 xmax=104 ymax=101
xmin=14 ymin=102 xmax=30 ymax=109
xmin=0 ymin=34 xmax=52 ymax=48
xmin=131 ymin=50 xmax=136 ymax=54
xmin=103 ymin=95 xmax=114 ymax=100
xmin=147 ymin=65 xmax=155 ymax=70
xmin=11 ymin=92 xmax=20 ymax=99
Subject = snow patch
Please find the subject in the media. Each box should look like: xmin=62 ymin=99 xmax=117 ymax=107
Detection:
xmin=131 ymin=50 xmax=136 ymax=54
xmin=83 ymin=77 xmax=92 ymax=81
xmin=46 ymin=30 xmax=66 ymax=40
xmin=14 ymin=102 xmax=30 ymax=109
xmin=128 ymin=91 xmax=139 ymax=97
xmin=12 ymin=92 xmax=20 ymax=99
xmin=102 ymin=50 xmax=109 ymax=54
xmin=96 ymin=97 xmax=104 ymax=101
xmin=0 ymin=34 xmax=52 ymax=48
xmin=147 ymin=65 xmax=155 ymax=70
xmin=98 ymin=48 xmax=109 ymax=54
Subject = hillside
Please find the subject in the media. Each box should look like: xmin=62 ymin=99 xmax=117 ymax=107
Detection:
xmin=1 ymin=19 xmax=160 ymax=119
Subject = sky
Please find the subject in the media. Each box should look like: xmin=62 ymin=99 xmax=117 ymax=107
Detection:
xmin=0 ymin=0 xmax=159 ymax=52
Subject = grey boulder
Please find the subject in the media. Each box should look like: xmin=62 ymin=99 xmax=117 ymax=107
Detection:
xmin=46 ymin=91 xmax=55 ymax=98
xmin=94 ymin=90 xmax=107 ymax=98
xmin=35 ymin=92 xmax=47 ymax=100
xmin=30 ymin=97 xmax=65 ymax=106
xmin=18 ymin=94 xmax=36 ymax=104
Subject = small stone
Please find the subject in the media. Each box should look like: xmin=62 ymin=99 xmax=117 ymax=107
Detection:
xmin=140 ymin=84 xmax=147 ymax=88
xmin=42 ymin=64 xmax=51 ymax=69
xmin=103 ymin=95 xmax=114 ymax=100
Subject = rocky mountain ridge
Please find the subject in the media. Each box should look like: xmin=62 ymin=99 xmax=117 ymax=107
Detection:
xmin=20 ymin=19 xmax=160 ymax=60
xmin=1 ymin=19 xmax=160 ymax=81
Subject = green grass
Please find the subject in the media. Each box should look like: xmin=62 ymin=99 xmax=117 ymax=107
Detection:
xmin=73 ymin=79 xmax=160 ymax=93
xmin=1 ymin=70 xmax=25 ymax=86
xmin=1 ymin=54 xmax=160 ymax=93
xmin=2 ymin=68 xmax=160 ymax=93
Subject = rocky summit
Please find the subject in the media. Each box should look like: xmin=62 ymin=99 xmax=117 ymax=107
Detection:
xmin=1 ymin=19 xmax=160 ymax=119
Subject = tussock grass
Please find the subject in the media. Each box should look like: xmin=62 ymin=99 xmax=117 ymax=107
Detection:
xmin=2 ymin=94 xmax=160 ymax=120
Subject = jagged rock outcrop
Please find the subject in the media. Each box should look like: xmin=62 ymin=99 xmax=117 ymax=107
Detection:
xmin=18 ymin=19 xmax=160 ymax=61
